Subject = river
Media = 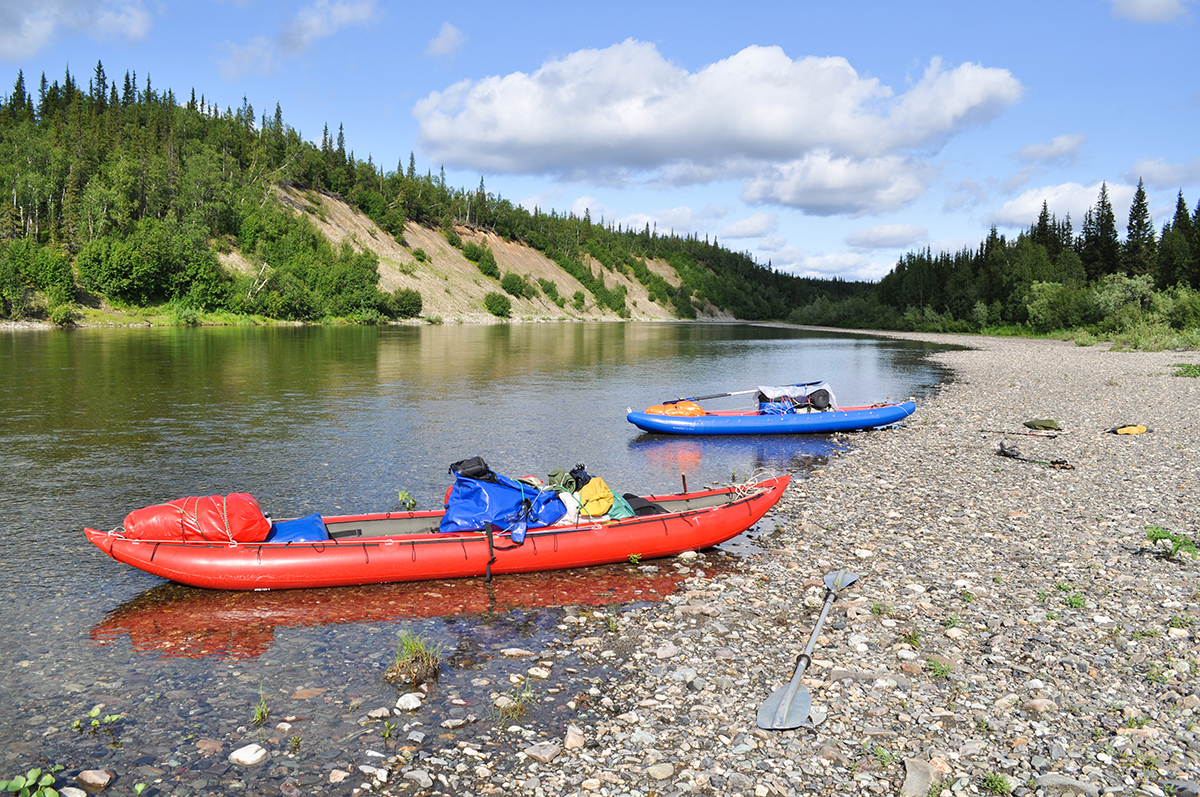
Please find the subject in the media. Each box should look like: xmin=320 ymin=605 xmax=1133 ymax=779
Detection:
xmin=0 ymin=321 xmax=953 ymax=794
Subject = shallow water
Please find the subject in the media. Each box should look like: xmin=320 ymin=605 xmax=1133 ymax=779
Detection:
xmin=0 ymin=322 xmax=953 ymax=792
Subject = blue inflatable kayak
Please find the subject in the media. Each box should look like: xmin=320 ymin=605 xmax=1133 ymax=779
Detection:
xmin=627 ymin=400 xmax=916 ymax=435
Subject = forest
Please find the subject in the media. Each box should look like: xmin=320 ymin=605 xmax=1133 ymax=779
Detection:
xmin=0 ymin=63 xmax=862 ymax=326
xmin=3 ymin=63 xmax=1198 ymax=348
xmin=788 ymin=183 xmax=1200 ymax=347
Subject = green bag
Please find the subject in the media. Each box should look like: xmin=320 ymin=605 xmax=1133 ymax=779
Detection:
xmin=548 ymin=468 xmax=576 ymax=492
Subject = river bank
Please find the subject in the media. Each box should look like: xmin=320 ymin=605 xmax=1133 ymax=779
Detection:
xmin=366 ymin=333 xmax=1199 ymax=797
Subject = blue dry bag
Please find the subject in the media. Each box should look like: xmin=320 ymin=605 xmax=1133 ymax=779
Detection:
xmin=439 ymin=459 xmax=565 ymax=542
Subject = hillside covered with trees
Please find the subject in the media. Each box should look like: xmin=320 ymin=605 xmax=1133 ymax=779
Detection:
xmin=0 ymin=63 xmax=864 ymax=326
xmin=4 ymin=63 xmax=1197 ymax=347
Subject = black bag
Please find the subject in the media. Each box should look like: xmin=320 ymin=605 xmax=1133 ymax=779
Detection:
xmin=569 ymin=463 xmax=591 ymax=490
xmin=807 ymin=389 xmax=832 ymax=410
xmin=623 ymin=494 xmax=668 ymax=516
xmin=449 ymin=456 xmax=497 ymax=482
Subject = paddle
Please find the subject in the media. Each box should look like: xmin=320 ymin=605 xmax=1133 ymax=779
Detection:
xmin=664 ymin=389 xmax=759 ymax=405
xmin=757 ymin=568 xmax=858 ymax=730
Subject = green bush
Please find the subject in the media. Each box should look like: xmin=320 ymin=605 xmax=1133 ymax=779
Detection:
xmin=476 ymin=248 xmax=499 ymax=279
xmin=411 ymin=248 xmax=428 ymax=263
xmin=484 ymin=291 xmax=511 ymax=318
xmin=500 ymin=272 xmax=538 ymax=299
xmin=49 ymin=303 xmax=79 ymax=327
xmin=391 ymin=287 xmax=422 ymax=318
xmin=461 ymin=242 xmax=485 ymax=262
xmin=572 ymin=290 xmax=585 ymax=311
xmin=444 ymin=227 xmax=462 ymax=248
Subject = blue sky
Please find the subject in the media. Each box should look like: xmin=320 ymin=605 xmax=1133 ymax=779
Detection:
xmin=2 ymin=0 xmax=1198 ymax=281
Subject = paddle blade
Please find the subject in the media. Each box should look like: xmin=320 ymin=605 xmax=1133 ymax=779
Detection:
xmin=757 ymin=674 xmax=812 ymax=730
xmin=824 ymin=569 xmax=858 ymax=592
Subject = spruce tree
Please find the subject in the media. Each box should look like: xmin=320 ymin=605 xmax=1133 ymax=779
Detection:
xmin=1080 ymin=184 xmax=1120 ymax=280
xmin=1122 ymin=177 xmax=1156 ymax=275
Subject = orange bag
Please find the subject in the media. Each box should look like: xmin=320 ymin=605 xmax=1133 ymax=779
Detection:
xmin=644 ymin=401 xmax=705 ymax=417
xmin=123 ymin=493 xmax=272 ymax=543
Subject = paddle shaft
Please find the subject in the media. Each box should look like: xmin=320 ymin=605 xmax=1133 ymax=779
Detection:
xmin=769 ymin=583 xmax=837 ymax=727
xmin=665 ymin=389 xmax=758 ymax=404
xmin=665 ymin=381 xmax=823 ymax=405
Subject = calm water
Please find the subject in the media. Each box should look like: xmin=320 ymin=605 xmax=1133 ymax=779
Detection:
xmin=0 ymin=322 xmax=952 ymax=788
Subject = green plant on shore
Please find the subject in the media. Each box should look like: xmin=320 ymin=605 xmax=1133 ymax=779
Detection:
xmin=1167 ymin=614 xmax=1194 ymax=629
xmin=253 ymin=685 xmax=270 ymax=726
xmin=1171 ymin=363 xmax=1200 ymax=377
xmin=1146 ymin=526 xmax=1198 ymax=560
xmin=942 ymin=613 xmax=962 ymax=629
xmin=1056 ymin=580 xmax=1074 ymax=592
xmin=384 ymin=630 xmax=443 ymax=686
xmin=289 ymin=735 xmax=302 ymax=752
xmin=72 ymin=705 xmax=123 ymax=736
xmin=0 ymin=766 xmax=64 ymax=797
xmin=960 ymin=590 xmax=974 ymax=603
xmin=871 ymin=601 xmax=891 ymax=616
xmin=1064 ymin=592 xmax=1085 ymax=609
xmin=928 ymin=658 xmax=953 ymax=678
xmin=494 ymin=679 xmax=536 ymax=722
xmin=901 ymin=628 xmax=921 ymax=647
xmin=397 ymin=490 xmax=416 ymax=511
xmin=975 ymin=716 xmax=990 ymax=732
xmin=980 ymin=771 xmax=1011 ymax=795
xmin=1145 ymin=664 xmax=1168 ymax=685
xmin=866 ymin=743 xmax=896 ymax=768
xmin=627 ymin=553 xmax=641 ymax=565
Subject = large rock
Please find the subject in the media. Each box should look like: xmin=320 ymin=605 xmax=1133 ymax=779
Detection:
xmin=900 ymin=758 xmax=938 ymax=797
xmin=228 ymin=743 xmax=269 ymax=766
xmin=524 ymin=742 xmax=561 ymax=763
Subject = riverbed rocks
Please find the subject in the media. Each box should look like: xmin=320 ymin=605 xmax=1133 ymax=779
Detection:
xmin=366 ymin=335 xmax=1197 ymax=797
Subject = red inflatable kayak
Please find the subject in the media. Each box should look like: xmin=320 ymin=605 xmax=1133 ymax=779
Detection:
xmin=84 ymin=475 xmax=790 ymax=591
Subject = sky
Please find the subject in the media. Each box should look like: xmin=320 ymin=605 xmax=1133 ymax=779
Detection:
xmin=1 ymin=0 xmax=1198 ymax=282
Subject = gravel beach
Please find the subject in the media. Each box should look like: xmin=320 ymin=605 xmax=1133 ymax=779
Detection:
xmin=368 ymin=333 xmax=1199 ymax=797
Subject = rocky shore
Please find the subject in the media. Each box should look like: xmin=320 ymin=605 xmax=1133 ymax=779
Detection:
xmin=360 ymin=334 xmax=1198 ymax=797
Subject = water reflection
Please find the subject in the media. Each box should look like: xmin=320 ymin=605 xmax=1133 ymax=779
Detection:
xmin=628 ymin=432 xmax=849 ymax=480
xmin=91 ymin=564 xmax=692 ymax=660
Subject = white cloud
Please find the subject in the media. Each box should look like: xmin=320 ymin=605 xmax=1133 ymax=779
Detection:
xmin=570 ymin=195 xmax=610 ymax=220
xmin=1110 ymin=0 xmax=1194 ymax=23
xmin=218 ymin=1 xmax=375 ymax=79
xmin=773 ymin=250 xmax=892 ymax=281
xmin=280 ymin=0 xmax=375 ymax=55
xmin=218 ymin=36 xmax=279 ymax=79
xmin=845 ymin=224 xmax=928 ymax=251
xmin=721 ymin=212 xmax=778 ymax=239
xmin=0 ymin=0 xmax=151 ymax=60
xmin=985 ymin=181 xmax=1137 ymax=229
xmin=425 ymin=22 xmax=464 ymax=57
xmin=615 ymin=204 xmax=728 ymax=238
xmin=1126 ymin=156 xmax=1200 ymax=189
xmin=741 ymin=150 xmax=931 ymax=216
xmin=943 ymin=178 xmax=989 ymax=212
xmin=413 ymin=40 xmax=1020 ymax=219
xmin=1018 ymin=134 xmax=1085 ymax=164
